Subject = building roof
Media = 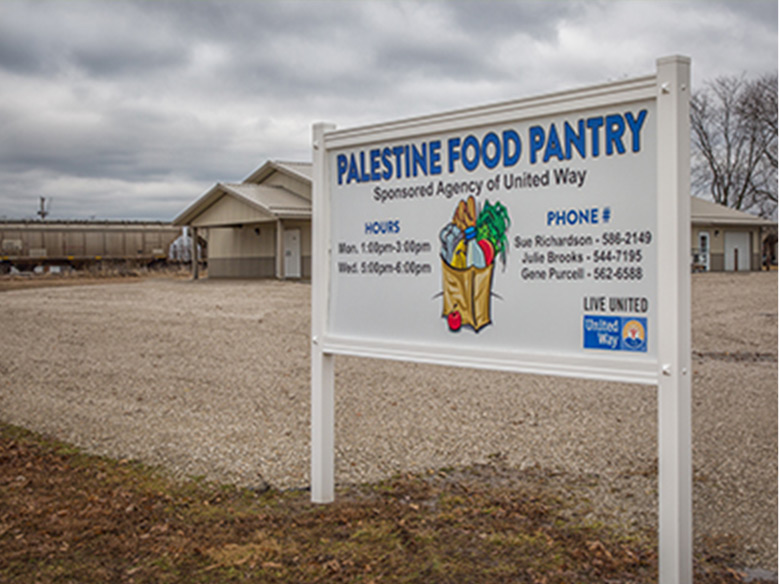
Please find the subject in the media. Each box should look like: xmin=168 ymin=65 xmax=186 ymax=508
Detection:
xmin=243 ymin=160 xmax=312 ymax=184
xmin=221 ymin=183 xmax=310 ymax=218
xmin=691 ymin=197 xmax=776 ymax=227
xmin=173 ymin=160 xmax=312 ymax=226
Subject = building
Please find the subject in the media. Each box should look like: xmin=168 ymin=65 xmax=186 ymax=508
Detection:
xmin=173 ymin=161 xmax=312 ymax=279
xmin=690 ymin=197 xmax=776 ymax=271
xmin=174 ymin=161 xmax=776 ymax=278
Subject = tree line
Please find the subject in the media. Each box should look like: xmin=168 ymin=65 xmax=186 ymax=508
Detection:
xmin=691 ymin=73 xmax=777 ymax=219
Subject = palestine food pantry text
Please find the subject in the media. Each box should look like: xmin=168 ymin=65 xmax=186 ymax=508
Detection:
xmin=336 ymin=109 xmax=648 ymax=185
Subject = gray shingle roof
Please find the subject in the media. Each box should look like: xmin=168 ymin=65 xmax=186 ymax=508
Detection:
xmin=691 ymin=197 xmax=775 ymax=226
xmin=220 ymin=183 xmax=310 ymax=218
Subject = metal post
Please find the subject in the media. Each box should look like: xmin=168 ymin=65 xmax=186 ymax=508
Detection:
xmin=190 ymin=226 xmax=199 ymax=280
xmin=311 ymin=342 xmax=335 ymax=502
xmin=311 ymin=122 xmax=336 ymax=503
xmin=656 ymin=55 xmax=692 ymax=584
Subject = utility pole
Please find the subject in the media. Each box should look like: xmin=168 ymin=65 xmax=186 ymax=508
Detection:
xmin=37 ymin=197 xmax=49 ymax=220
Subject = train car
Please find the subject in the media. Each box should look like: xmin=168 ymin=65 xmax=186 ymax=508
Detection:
xmin=0 ymin=221 xmax=183 ymax=273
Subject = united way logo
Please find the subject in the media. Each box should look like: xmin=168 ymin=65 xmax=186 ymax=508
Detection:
xmin=583 ymin=315 xmax=647 ymax=352
xmin=621 ymin=319 xmax=647 ymax=351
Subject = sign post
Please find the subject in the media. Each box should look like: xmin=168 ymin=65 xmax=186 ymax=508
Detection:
xmin=312 ymin=56 xmax=691 ymax=582
xmin=311 ymin=121 xmax=337 ymax=504
xmin=656 ymin=55 xmax=692 ymax=584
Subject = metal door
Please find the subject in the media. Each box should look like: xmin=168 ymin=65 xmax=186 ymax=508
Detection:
xmin=283 ymin=229 xmax=301 ymax=278
xmin=724 ymin=231 xmax=750 ymax=271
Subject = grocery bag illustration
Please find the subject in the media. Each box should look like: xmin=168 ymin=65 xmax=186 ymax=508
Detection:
xmin=439 ymin=196 xmax=510 ymax=332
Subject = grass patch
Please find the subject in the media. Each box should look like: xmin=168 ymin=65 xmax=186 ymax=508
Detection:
xmin=0 ymin=421 xmax=759 ymax=583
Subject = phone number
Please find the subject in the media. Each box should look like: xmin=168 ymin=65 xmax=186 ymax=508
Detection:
xmin=592 ymin=266 xmax=644 ymax=280
xmin=593 ymin=248 xmax=643 ymax=263
xmin=601 ymin=231 xmax=653 ymax=246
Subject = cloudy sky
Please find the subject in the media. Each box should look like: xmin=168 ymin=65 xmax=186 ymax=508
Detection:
xmin=0 ymin=0 xmax=776 ymax=221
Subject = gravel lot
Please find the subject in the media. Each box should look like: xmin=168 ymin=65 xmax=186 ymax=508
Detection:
xmin=1 ymin=272 xmax=776 ymax=570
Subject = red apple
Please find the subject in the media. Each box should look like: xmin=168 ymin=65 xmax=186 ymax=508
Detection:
xmin=477 ymin=239 xmax=495 ymax=265
xmin=447 ymin=310 xmax=462 ymax=331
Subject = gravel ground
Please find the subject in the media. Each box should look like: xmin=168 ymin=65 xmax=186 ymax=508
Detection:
xmin=1 ymin=272 xmax=776 ymax=570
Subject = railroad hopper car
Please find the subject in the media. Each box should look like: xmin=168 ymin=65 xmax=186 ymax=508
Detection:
xmin=0 ymin=221 xmax=183 ymax=273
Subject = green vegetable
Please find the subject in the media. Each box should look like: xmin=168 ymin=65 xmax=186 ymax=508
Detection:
xmin=476 ymin=200 xmax=510 ymax=268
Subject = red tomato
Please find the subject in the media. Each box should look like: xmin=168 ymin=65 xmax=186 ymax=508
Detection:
xmin=477 ymin=239 xmax=495 ymax=265
xmin=447 ymin=310 xmax=462 ymax=331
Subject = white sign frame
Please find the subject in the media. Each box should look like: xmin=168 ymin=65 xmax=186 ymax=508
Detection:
xmin=312 ymin=56 xmax=691 ymax=584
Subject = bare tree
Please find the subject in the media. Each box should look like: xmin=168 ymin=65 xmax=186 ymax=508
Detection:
xmin=690 ymin=73 xmax=777 ymax=219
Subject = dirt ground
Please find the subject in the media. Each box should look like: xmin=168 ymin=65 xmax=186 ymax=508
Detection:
xmin=0 ymin=270 xmax=776 ymax=579
xmin=0 ymin=267 xmax=192 ymax=292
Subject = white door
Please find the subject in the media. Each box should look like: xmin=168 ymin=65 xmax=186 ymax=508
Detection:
xmin=724 ymin=231 xmax=750 ymax=271
xmin=283 ymin=229 xmax=301 ymax=278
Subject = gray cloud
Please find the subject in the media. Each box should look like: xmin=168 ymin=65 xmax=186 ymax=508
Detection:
xmin=0 ymin=0 xmax=775 ymax=220
xmin=446 ymin=0 xmax=587 ymax=38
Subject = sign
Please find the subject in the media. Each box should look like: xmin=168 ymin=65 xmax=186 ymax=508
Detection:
xmin=326 ymin=102 xmax=657 ymax=377
xmin=311 ymin=56 xmax=691 ymax=584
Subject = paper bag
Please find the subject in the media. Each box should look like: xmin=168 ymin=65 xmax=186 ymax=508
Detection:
xmin=441 ymin=259 xmax=494 ymax=331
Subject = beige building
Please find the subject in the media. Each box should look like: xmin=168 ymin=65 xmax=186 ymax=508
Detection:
xmin=175 ymin=163 xmax=776 ymax=278
xmin=173 ymin=161 xmax=312 ymax=279
xmin=690 ymin=197 xmax=775 ymax=272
